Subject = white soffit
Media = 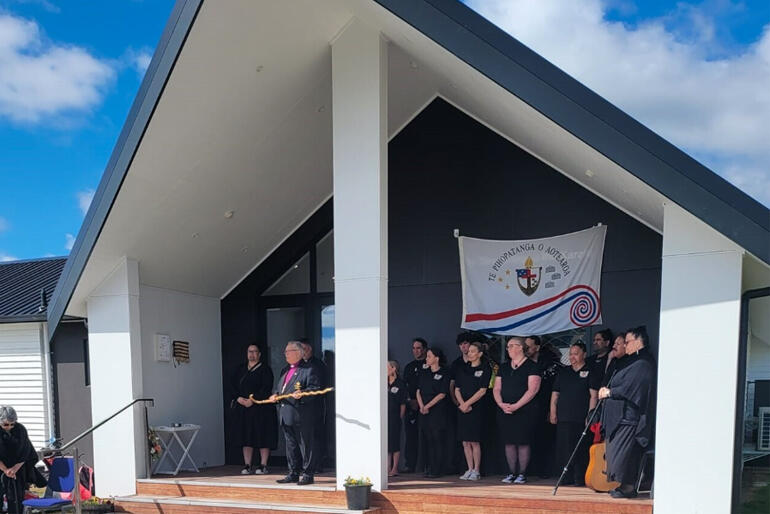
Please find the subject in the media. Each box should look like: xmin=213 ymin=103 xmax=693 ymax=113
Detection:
xmin=68 ymin=0 xmax=669 ymax=315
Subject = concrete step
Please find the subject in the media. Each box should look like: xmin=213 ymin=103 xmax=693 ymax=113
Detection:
xmin=115 ymin=494 xmax=380 ymax=514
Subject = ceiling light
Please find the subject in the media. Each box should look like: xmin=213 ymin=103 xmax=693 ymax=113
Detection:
xmin=585 ymin=169 xmax=595 ymax=177
xmin=224 ymin=210 xmax=235 ymax=219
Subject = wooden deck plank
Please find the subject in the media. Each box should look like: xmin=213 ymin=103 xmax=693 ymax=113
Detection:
xmin=122 ymin=466 xmax=652 ymax=514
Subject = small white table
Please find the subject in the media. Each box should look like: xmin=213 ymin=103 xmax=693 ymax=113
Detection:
xmin=151 ymin=424 xmax=201 ymax=475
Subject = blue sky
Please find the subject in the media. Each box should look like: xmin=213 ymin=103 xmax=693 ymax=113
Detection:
xmin=1 ymin=0 xmax=768 ymax=262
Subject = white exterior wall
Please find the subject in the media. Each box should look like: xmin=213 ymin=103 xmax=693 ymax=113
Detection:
xmin=655 ymin=203 xmax=744 ymax=514
xmin=0 ymin=322 xmax=51 ymax=450
xmin=332 ymin=18 xmax=389 ymax=491
xmin=86 ymin=258 xmax=144 ymax=497
xmin=139 ymin=284 xmax=224 ymax=469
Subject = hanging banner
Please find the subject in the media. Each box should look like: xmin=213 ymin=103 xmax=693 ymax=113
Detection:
xmin=459 ymin=225 xmax=606 ymax=335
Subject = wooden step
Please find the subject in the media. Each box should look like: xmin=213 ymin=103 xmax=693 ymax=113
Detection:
xmin=115 ymin=495 xmax=380 ymax=514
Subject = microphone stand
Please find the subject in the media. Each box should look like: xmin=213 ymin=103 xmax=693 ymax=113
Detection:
xmin=552 ymin=369 xmax=616 ymax=496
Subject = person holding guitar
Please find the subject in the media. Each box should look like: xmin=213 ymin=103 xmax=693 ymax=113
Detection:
xmin=549 ymin=341 xmax=599 ymax=486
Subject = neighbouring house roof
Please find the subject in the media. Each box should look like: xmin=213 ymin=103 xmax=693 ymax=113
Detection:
xmin=0 ymin=257 xmax=67 ymax=323
xmin=46 ymin=0 xmax=770 ymax=338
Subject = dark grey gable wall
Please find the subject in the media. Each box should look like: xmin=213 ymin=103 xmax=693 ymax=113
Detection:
xmin=386 ymin=98 xmax=662 ymax=367
xmin=220 ymin=98 xmax=663 ymax=462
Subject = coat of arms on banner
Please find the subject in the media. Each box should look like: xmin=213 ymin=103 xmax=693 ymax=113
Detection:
xmin=516 ymin=257 xmax=541 ymax=296
xmin=458 ymin=225 xmax=606 ymax=335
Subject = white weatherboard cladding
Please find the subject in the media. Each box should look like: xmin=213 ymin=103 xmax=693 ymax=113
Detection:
xmin=0 ymin=323 xmax=50 ymax=450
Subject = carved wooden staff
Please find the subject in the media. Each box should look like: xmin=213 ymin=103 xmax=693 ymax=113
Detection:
xmin=249 ymin=387 xmax=334 ymax=404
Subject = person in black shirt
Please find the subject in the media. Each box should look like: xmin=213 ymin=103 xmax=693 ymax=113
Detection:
xmin=228 ymin=344 xmax=278 ymax=475
xmin=387 ymin=360 xmax=407 ymax=477
xmin=454 ymin=341 xmax=491 ymax=481
xmin=448 ymin=332 xmax=473 ymax=474
xmin=525 ymin=335 xmax=561 ymax=478
xmin=403 ymin=337 xmax=428 ymax=472
xmin=494 ymin=337 xmax=542 ymax=484
xmin=301 ymin=341 xmax=327 ymax=474
xmin=0 ymin=406 xmax=45 ymax=514
xmin=590 ymin=329 xmax=613 ymax=384
xmin=549 ymin=342 xmax=599 ymax=486
xmin=599 ymin=326 xmax=656 ymax=499
xmin=416 ymin=347 xmax=449 ymax=478
xmin=602 ymin=332 xmax=628 ymax=387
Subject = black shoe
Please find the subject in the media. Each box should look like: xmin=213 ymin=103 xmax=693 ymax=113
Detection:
xmin=297 ymin=474 xmax=314 ymax=485
xmin=609 ymin=487 xmax=638 ymax=499
xmin=276 ymin=474 xmax=299 ymax=484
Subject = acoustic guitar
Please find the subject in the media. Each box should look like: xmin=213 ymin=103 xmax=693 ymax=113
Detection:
xmin=584 ymin=424 xmax=620 ymax=492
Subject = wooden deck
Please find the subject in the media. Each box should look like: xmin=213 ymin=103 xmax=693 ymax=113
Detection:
xmin=116 ymin=466 xmax=653 ymax=513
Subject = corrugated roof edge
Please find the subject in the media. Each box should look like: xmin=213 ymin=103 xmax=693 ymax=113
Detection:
xmin=45 ymin=0 xmax=204 ymax=342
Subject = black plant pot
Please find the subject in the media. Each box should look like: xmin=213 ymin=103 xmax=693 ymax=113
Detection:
xmin=344 ymin=484 xmax=372 ymax=510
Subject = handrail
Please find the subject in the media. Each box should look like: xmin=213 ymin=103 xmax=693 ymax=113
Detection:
xmin=41 ymin=398 xmax=154 ymax=455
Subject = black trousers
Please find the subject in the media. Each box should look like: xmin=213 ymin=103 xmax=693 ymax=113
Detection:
xmin=556 ymin=421 xmax=590 ymax=484
xmin=1 ymin=475 xmax=25 ymax=514
xmin=531 ymin=415 xmax=556 ymax=477
xmin=312 ymin=401 xmax=326 ymax=473
xmin=404 ymin=408 xmax=420 ymax=471
xmin=422 ymin=426 xmax=446 ymax=476
xmin=282 ymin=421 xmax=315 ymax=476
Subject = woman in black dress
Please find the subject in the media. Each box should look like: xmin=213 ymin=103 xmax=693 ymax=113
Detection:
xmin=416 ymin=347 xmax=449 ymax=478
xmin=0 ymin=406 xmax=44 ymax=514
xmin=387 ymin=360 xmax=407 ymax=477
xmin=493 ymin=336 xmax=541 ymax=484
xmin=229 ymin=344 xmax=278 ymax=475
xmin=454 ymin=341 xmax=490 ymax=481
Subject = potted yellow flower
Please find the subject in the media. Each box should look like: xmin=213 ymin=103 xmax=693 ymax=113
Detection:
xmin=343 ymin=476 xmax=373 ymax=510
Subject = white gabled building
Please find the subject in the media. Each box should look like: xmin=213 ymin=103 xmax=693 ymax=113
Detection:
xmin=44 ymin=1 xmax=769 ymax=513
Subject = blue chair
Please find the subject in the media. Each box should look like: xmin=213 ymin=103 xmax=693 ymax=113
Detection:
xmin=23 ymin=457 xmax=76 ymax=513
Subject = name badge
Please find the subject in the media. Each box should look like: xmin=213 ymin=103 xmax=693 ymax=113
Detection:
xmin=579 ymin=371 xmax=589 ymax=378
xmin=433 ymin=374 xmax=443 ymax=380
xmin=474 ymin=370 xmax=484 ymax=378
xmin=390 ymin=386 xmax=399 ymax=394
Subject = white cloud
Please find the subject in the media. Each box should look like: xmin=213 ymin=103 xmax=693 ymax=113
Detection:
xmin=0 ymin=252 xmax=18 ymax=262
xmin=77 ymin=189 xmax=94 ymax=216
xmin=64 ymin=233 xmax=75 ymax=251
xmin=0 ymin=13 xmax=115 ymax=123
xmin=125 ymin=47 xmax=153 ymax=79
xmin=0 ymin=216 xmax=8 ymax=232
xmin=466 ymin=0 xmax=770 ymax=207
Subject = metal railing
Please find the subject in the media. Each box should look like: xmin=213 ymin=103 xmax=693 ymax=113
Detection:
xmin=37 ymin=398 xmax=154 ymax=514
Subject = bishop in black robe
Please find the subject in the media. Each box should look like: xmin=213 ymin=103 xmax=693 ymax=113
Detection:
xmin=599 ymin=330 xmax=656 ymax=498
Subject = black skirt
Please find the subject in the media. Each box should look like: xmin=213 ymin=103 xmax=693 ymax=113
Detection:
xmin=234 ymin=403 xmax=278 ymax=450
xmin=457 ymin=404 xmax=483 ymax=442
xmin=388 ymin=415 xmax=402 ymax=453
xmin=497 ymin=403 xmax=538 ymax=445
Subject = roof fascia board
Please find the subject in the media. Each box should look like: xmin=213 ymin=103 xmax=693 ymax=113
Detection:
xmin=46 ymin=0 xmax=204 ymax=340
xmin=373 ymin=0 xmax=769 ymax=264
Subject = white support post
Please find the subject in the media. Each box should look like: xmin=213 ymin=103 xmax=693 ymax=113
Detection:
xmin=86 ymin=257 xmax=145 ymax=496
xmin=655 ymin=203 xmax=743 ymax=514
xmin=332 ymin=18 xmax=388 ymax=491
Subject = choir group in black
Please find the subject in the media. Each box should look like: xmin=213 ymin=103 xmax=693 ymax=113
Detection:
xmin=228 ymin=326 xmax=655 ymax=500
